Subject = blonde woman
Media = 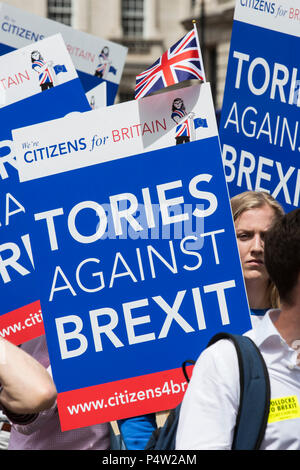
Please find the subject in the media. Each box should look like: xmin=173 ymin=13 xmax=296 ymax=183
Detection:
xmin=231 ymin=191 xmax=284 ymax=319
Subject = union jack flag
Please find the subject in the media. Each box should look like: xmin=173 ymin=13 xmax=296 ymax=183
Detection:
xmin=32 ymin=60 xmax=54 ymax=85
xmin=135 ymin=26 xmax=205 ymax=100
xmin=176 ymin=118 xmax=191 ymax=138
xmin=171 ymin=109 xmax=191 ymax=137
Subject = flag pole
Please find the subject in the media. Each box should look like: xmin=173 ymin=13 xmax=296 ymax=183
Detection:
xmin=192 ymin=19 xmax=206 ymax=82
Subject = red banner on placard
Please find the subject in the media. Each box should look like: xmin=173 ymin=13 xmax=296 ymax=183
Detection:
xmin=0 ymin=300 xmax=44 ymax=345
xmin=57 ymin=365 xmax=194 ymax=432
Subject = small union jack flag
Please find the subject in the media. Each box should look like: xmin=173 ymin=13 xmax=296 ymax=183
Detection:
xmin=32 ymin=59 xmax=54 ymax=85
xmin=171 ymin=108 xmax=191 ymax=137
xmin=135 ymin=26 xmax=205 ymax=100
xmin=176 ymin=118 xmax=191 ymax=138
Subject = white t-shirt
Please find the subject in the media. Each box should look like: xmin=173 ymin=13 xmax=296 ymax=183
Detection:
xmin=176 ymin=310 xmax=300 ymax=450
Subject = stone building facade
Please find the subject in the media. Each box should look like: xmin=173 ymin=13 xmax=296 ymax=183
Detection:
xmin=3 ymin=0 xmax=235 ymax=108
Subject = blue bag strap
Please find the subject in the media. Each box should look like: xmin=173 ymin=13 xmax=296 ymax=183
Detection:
xmin=207 ymin=332 xmax=270 ymax=450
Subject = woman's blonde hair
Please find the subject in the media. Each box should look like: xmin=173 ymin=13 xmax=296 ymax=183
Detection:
xmin=230 ymin=191 xmax=285 ymax=308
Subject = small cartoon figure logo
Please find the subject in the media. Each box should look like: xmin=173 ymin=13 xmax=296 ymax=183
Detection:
xmin=94 ymin=46 xmax=117 ymax=79
xmin=31 ymin=50 xmax=67 ymax=92
xmin=90 ymin=95 xmax=96 ymax=110
xmin=171 ymin=97 xmax=208 ymax=145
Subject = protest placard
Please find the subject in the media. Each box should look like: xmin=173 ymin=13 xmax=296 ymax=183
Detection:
xmin=16 ymin=82 xmax=214 ymax=182
xmin=12 ymin=82 xmax=252 ymax=430
xmin=86 ymin=82 xmax=107 ymax=110
xmin=0 ymin=34 xmax=91 ymax=345
xmin=219 ymin=0 xmax=300 ymax=213
xmin=0 ymin=2 xmax=127 ymax=105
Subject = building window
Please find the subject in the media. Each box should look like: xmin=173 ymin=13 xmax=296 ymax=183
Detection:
xmin=47 ymin=0 xmax=73 ymax=26
xmin=190 ymin=0 xmax=197 ymax=10
xmin=122 ymin=0 xmax=144 ymax=38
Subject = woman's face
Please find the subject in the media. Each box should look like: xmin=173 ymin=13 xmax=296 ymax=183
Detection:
xmin=32 ymin=51 xmax=40 ymax=61
xmin=173 ymin=100 xmax=182 ymax=109
xmin=234 ymin=204 xmax=276 ymax=285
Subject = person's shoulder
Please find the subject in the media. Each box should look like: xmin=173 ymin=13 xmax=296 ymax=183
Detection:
xmin=206 ymin=337 xmax=240 ymax=356
xmin=191 ymin=338 xmax=240 ymax=389
xmin=195 ymin=337 xmax=239 ymax=370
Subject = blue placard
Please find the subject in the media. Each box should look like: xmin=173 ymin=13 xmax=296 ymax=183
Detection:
xmin=0 ymin=43 xmax=119 ymax=106
xmin=219 ymin=18 xmax=300 ymax=213
xmin=19 ymin=134 xmax=252 ymax=427
xmin=0 ymin=3 xmax=127 ymax=106
xmin=0 ymin=37 xmax=91 ymax=343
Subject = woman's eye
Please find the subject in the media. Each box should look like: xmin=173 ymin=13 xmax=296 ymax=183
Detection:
xmin=238 ymin=233 xmax=250 ymax=240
